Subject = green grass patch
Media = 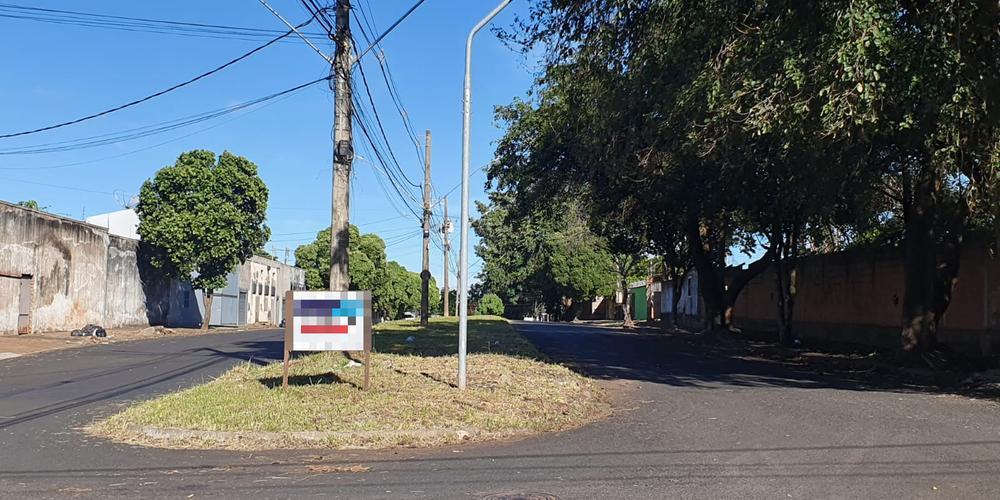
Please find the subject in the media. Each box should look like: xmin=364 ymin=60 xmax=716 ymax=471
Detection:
xmin=90 ymin=315 xmax=607 ymax=450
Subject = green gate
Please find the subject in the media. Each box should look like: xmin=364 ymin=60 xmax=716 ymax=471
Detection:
xmin=633 ymin=286 xmax=648 ymax=322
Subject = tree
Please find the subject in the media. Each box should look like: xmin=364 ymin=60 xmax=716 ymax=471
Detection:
xmin=372 ymin=261 xmax=439 ymax=320
xmin=474 ymin=196 xmax=618 ymax=320
xmin=295 ymin=225 xmax=387 ymax=293
xmin=293 ymin=229 xmax=437 ymax=320
xmin=477 ymin=293 xmax=505 ymax=316
xmin=17 ymin=200 xmax=43 ymax=211
xmin=812 ymin=1 xmax=1000 ymax=355
xmin=137 ymin=150 xmax=269 ymax=330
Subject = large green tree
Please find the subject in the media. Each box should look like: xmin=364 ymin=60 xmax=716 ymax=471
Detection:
xmin=294 ymin=226 xmax=437 ymax=320
xmin=495 ymin=0 xmax=1000 ymax=355
xmin=294 ymin=225 xmax=387 ymax=293
xmin=474 ymin=196 xmax=619 ymax=320
xmin=137 ymin=150 xmax=269 ymax=330
xmin=377 ymin=261 xmax=440 ymax=320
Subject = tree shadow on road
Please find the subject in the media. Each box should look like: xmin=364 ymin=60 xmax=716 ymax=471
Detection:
xmin=514 ymin=322 xmax=999 ymax=400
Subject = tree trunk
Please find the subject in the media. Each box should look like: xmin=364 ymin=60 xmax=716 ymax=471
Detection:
xmin=687 ymin=221 xmax=726 ymax=330
xmin=621 ymin=283 xmax=635 ymax=328
xmin=772 ymin=223 xmax=800 ymax=345
xmin=670 ymin=278 xmax=684 ymax=329
xmin=900 ymin=167 xmax=938 ymax=356
xmin=562 ymin=298 xmax=582 ymax=321
xmin=202 ymin=290 xmax=214 ymax=331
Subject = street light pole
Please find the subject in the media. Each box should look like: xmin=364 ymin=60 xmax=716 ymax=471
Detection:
xmin=459 ymin=0 xmax=512 ymax=390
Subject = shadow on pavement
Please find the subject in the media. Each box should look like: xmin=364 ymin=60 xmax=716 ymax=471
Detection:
xmin=513 ymin=321 xmax=980 ymax=397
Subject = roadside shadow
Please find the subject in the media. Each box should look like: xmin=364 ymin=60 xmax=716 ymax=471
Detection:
xmin=513 ymin=321 xmax=997 ymax=400
xmin=258 ymin=372 xmax=360 ymax=389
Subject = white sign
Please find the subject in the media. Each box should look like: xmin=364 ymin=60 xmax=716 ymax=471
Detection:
xmin=286 ymin=290 xmax=371 ymax=352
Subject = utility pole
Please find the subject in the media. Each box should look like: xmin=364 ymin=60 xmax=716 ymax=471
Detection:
xmin=329 ymin=0 xmax=353 ymax=291
xmin=442 ymin=196 xmax=450 ymax=318
xmin=258 ymin=0 xmax=429 ymax=292
xmin=420 ymin=130 xmax=432 ymax=326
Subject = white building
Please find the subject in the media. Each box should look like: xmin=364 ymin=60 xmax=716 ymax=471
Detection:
xmin=85 ymin=208 xmax=140 ymax=240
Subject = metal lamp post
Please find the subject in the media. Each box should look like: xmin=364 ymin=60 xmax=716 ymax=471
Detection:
xmin=458 ymin=0 xmax=512 ymax=390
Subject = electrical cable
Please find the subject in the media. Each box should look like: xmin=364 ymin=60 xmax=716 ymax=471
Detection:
xmin=0 ymin=76 xmax=330 ymax=155
xmin=0 ymin=15 xmax=318 ymax=139
xmin=0 ymin=3 xmax=330 ymax=40
xmin=351 ymin=35 xmax=421 ymax=189
xmin=354 ymin=2 xmax=423 ymax=164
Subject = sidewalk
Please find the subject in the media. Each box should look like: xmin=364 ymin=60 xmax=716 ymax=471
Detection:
xmin=0 ymin=324 xmax=275 ymax=359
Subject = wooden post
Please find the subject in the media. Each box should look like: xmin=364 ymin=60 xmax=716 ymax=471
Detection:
xmin=282 ymin=348 xmax=290 ymax=389
xmin=363 ymin=349 xmax=370 ymax=390
xmin=363 ymin=290 xmax=373 ymax=390
xmin=282 ymin=290 xmax=293 ymax=389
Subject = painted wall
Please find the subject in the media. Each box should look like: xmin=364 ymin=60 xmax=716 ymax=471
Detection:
xmin=732 ymin=245 xmax=1000 ymax=355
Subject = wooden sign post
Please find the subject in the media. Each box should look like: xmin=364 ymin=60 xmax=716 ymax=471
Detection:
xmin=282 ymin=290 xmax=373 ymax=390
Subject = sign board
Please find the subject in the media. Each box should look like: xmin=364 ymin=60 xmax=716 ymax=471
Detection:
xmin=282 ymin=290 xmax=373 ymax=389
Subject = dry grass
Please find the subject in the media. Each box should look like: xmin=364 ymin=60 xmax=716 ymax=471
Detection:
xmin=90 ymin=316 xmax=608 ymax=450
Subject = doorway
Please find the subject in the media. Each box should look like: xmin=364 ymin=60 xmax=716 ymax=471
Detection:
xmin=17 ymin=275 xmax=32 ymax=334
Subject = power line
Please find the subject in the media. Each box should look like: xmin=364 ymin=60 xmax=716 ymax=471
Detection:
xmin=0 ymin=176 xmax=114 ymax=195
xmin=352 ymin=90 xmax=423 ymax=219
xmin=0 ymin=3 xmax=330 ymax=42
xmin=0 ymin=76 xmax=330 ymax=155
xmin=354 ymin=2 xmax=423 ymax=165
xmin=0 ymin=81 xmax=314 ymax=171
xmin=439 ymin=163 xmax=488 ymax=199
xmin=300 ymin=0 xmax=335 ymax=37
xmin=0 ymin=15 xmax=318 ymax=139
xmin=351 ymin=35 xmax=421 ymax=189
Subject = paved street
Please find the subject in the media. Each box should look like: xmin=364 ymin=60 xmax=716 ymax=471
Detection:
xmin=2 ymin=322 xmax=1000 ymax=499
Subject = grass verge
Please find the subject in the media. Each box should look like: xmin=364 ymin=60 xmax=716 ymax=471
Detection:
xmin=89 ymin=316 xmax=608 ymax=450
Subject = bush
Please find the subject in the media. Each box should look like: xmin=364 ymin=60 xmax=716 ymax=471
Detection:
xmin=476 ymin=293 xmax=505 ymax=316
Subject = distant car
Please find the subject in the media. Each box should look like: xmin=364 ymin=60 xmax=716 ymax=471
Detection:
xmin=403 ymin=311 xmax=417 ymax=319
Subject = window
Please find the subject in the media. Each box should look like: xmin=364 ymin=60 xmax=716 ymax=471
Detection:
xmin=183 ymin=290 xmax=190 ymax=308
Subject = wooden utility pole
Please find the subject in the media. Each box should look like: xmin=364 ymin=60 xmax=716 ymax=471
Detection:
xmin=420 ymin=130 xmax=432 ymax=325
xmin=442 ymin=196 xmax=450 ymax=317
xmin=329 ymin=0 xmax=353 ymax=291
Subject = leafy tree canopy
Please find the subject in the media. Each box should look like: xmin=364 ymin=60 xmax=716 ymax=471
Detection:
xmin=294 ymin=225 xmax=439 ymax=320
xmin=137 ymin=150 xmax=269 ymax=328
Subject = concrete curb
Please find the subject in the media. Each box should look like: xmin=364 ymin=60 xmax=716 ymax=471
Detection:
xmin=136 ymin=425 xmax=483 ymax=445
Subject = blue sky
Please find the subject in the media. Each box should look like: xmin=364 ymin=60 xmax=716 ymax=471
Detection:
xmin=0 ymin=0 xmax=537 ymax=285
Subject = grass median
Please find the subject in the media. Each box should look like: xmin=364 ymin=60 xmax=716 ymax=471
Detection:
xmin=89 ymin=316 xmax=608 ymax=450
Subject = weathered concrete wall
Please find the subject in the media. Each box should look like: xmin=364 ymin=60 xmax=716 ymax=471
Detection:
xmin=1 ymin=201 xmax=109 ymax=332
xmin=104 ymin=236 xmax=174 ymax=328
xmin=2 ymin=200 xmax=305 ymax=333
xmin=0 ymin=201 xmax=187 ymax=333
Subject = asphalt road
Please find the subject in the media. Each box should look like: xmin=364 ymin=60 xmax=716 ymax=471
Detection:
xmin=2 ymin=322 xmax=1000 ymax=499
